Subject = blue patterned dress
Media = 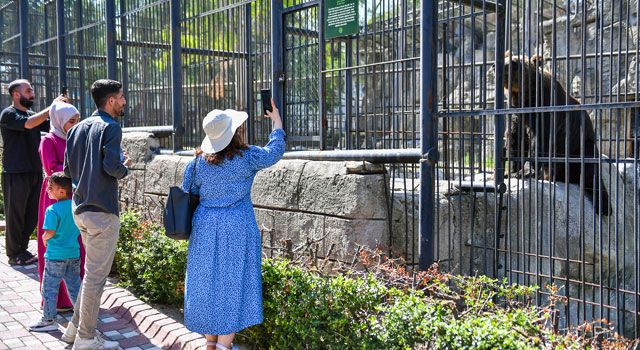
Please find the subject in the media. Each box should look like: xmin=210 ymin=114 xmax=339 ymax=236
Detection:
xmin=182 ymin=129 xmax=286 ymax=335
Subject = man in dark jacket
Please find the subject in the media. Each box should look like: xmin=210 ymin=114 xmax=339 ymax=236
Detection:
xmin=62 ymin=79 xmax=130 ymax=350
xmin=0 ymin=79 xmax=67 ymax=265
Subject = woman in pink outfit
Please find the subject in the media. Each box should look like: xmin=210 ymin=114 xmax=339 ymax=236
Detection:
xmin=37 ymin=101 xmax=84 ymax=310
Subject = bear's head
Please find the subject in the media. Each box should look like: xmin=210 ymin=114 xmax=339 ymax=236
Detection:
xmin=502 ymin=52 xmax=544 ymax=97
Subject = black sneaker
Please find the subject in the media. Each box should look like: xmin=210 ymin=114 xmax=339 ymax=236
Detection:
xmin=7 ymin=256 xmax=31 ymax=266
xmin=19 ymin=251 xmax=37 ymax=265
xmin=29 ymin=318 xmax=58 ymax=332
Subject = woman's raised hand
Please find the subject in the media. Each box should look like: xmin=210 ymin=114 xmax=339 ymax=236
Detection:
xmin=265 ymin=99 xmax=283 ymax=130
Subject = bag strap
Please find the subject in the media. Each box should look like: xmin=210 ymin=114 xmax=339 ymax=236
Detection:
xmin=189 ymin=155 xmax=198 ymax=194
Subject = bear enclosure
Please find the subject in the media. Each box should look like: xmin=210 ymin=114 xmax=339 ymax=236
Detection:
xmin=2 ymin=0 xmax=640 ymax=337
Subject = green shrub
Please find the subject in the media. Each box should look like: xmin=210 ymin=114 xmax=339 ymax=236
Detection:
xmin=116 ymin=211 xmax=187 ymax=306
xmin=114 ymin=210 xmax=630 ymax=349
xmin=237 ymin=260 xmax=554 ymax=350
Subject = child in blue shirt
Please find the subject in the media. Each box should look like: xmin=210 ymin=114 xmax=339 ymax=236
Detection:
xmin=30 ymin=172 xmax=81 ymax=332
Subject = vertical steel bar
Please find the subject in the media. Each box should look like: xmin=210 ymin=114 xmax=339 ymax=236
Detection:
xmin=580 ymin=0 xmax=588 ymax=325
xmin=18 ymin=0 xmax=29 ymax=79
xmin=44 ymin=4 xmax=53 ymax=103
xmin=345 ymin=39 xmax=353 ymax=149
xmin=0 ymin=5 xmax=3 ymax=49
xmin=318 ymin=2 xmax=326 ymax=150
xmin=106 ymin=0 xmax=116 ymax=80
xmin=170 ymin=0 xmax=183 ymax=151
xmin=418 ymin=0 xmax=437 ymax=271
xmin=493 ymin=0 xmax=507 ymax=278
xmin=56 ymin=0 xmax=67 ymax=94
xmin=245 ymin=3 xmax=254 ymax=144
xmin=120 ymin=0 xmax=129 ymax=124
xmin=76 ymin=0 xmax=86 ymax=114
xmin=271 ymin=0 xmax=285 ymax=130
xmin=632 ymin=1 xmax=640 ymax=338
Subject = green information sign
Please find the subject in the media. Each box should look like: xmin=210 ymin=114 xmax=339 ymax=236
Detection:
xmin=324 ymin=0 xmax=358 ymax=39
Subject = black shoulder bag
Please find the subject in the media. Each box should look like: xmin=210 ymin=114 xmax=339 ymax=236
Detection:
xmin=164 ymin=157 xmax=200 ymax=240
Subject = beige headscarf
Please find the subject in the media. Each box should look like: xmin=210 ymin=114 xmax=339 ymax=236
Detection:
xmin=50 ymin=101 xmax=79 ymax=138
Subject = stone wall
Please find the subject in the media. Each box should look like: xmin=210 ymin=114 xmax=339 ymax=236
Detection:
xmin=0 ymin=130 xmax=415 ymax=262
xmin=119 ymin=132 xmax=411 ymax=262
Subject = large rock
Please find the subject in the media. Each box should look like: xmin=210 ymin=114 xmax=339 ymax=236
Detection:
xmin=436 ymin=176 xmax=630 ymax=276
xmin=253 ymin=160 xmax=389 ymax=220
xmin=253 ymin=207 xmax=388 ymax=261
xmin=121 ymin=132 xmax=160 ymax=170
xmin=144 ymin=155 xmax=187 ymax=195
xmin=118 ymin=169 xmax=146 ymax=207
xmin=390 ymin=180 xmax=419 ymax=265
xmin=323 ymin=216 xmax=388 ymax=259
xmin=252 ymin=160 xmax=309 ymax=210
xmin=436 ymin=166 xmax=640 ymax=335
xmin=297 ymin=161 xmax=388 ymax=219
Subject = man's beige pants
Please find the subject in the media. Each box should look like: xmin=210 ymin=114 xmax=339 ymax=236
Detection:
xmin=71 ymin=211 xmax=121 ymax=339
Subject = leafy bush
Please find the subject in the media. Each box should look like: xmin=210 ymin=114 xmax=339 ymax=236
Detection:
xmin=115 ymin=211 xmax=187 ymax=306
xmin=237 ymin=260 xmax=551 ymax=350
xmin=114 ymin=210 xmax=634 ymax=349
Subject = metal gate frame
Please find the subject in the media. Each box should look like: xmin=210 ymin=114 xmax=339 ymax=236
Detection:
xmin=270 ymin=0 xmax=436 ymax=271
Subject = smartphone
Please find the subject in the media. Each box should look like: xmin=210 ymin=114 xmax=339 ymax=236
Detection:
xmin=260 ymin=89 xmax=272 ymax=114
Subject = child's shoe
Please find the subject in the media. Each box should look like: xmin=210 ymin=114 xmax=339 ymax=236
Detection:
xmin=29 ymin=318 xmax=58 ymax=332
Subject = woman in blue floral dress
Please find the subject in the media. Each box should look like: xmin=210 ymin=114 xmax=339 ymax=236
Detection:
xmin=182 ymin=101 xmax=284 ymax=350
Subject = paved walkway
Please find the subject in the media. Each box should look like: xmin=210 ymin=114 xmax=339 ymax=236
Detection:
xmin=0 ymin=239 xmax=207 ymax=350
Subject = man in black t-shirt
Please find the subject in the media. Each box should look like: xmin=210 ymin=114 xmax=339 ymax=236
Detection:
xmin=0 ymin=79 xmax=67 ymax=265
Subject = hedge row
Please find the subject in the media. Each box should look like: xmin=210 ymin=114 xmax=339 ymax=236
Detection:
xmin=114 ymin=211 xmax=627 ymax=349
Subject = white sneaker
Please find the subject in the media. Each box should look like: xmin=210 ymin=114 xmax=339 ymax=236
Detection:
xmin=61 ymin=322 xmax=78 ymax=344
xmin=72 ymin=335 xmax=118 ymax=350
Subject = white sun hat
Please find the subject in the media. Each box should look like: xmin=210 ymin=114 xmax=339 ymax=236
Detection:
xmin=200 ymin=109 xmax=248 ymax=154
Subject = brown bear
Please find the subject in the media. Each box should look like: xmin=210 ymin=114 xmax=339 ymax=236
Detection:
xmin=501 ymin=52 xmax=611 ymax=216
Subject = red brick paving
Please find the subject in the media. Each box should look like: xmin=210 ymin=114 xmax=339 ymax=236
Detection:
xmin=0 ymin=240 xmax=209 ymax=350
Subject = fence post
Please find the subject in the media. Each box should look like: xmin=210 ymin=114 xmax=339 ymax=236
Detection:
xmin=56 ymin=0 xmax=67 ymax=93
xmin=318 ymin=1 xmax=326 ymax=150
xmin=44 ymin=5 xmax=53 ymax=102
xmin=344 ymin=39 xmax=352 ymax=149
xmin=271 ymin=0 xmax=285 ymax=130
xmin=493 ymin=0 xmax=507 ymax=278
xmin=18 ymin=0 xmax=29 ymax=79
xmin=105 ymin=0 xmax=116 ymax=80
xmin=245 ymin=4 xmax=254 ymax=144
xmin=76 ymin=1 xmax=87 ymax=115
xmin=418 ymin=0 xmax=438 ymax=271
xmin=170 ymin=0 xmax=183 ymax=151
xmin=120 ymin=0 xmax=129 ymax=125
